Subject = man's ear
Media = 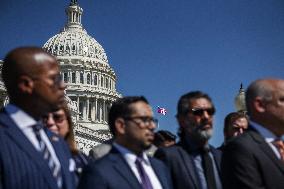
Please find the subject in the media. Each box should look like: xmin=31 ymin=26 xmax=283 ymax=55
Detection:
xmin=17 ymin=75 xmax=34 ymax=94
xmin=253 ymin=97 xmax=266 ymax=113
xmin=115 ymin=118 xmax=126 ymax=135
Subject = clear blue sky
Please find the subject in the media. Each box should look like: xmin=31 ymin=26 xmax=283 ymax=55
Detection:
xmin=1 ymin=0 xmax=283 ymax=146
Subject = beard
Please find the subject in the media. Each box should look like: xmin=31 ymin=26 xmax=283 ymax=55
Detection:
xmin=184 ymin=120 xmax=213 ymax=144
xmin=194 ymin=127 xmax=213 ymax=142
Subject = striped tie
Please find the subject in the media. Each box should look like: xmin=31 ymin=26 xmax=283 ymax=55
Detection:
xmin=33 ymin=123 xmax=62 ymax=188
xmin=272 ymin=139 xmax=284 ymax=161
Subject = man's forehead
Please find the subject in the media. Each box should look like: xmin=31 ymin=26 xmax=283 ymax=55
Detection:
xmin=189 ymin=97 xmax=212 ymax=107
xmin=33 ymin=53 xmax=55 ymax=63
xmin=130 ymin=101 xmax=152 ymax=114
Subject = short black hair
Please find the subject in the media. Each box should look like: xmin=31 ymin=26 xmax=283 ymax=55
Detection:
xmin=177 ymin=91 xmax=214 ymax=117
xmin=153 ymin=130 xmax=176 ymax=146
xmin=224 ymin=112 xmax=248 ymax=133
xmin=108 ymin=96 xmax=149 ymax=136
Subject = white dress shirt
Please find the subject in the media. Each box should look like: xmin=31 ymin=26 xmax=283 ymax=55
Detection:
xmin=5 ymin=104 xmax=61 ymax=172
xmin=250 ymin=121 xmax=282 ymax=159
xmin=113 ymin=142 xmax=163 ymax=189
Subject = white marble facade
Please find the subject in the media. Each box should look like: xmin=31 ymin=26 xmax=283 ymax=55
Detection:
xmin=0 ymin=1 xmax=121 ymax=154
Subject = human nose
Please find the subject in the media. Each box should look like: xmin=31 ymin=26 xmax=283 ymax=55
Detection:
xmin=239 ymin=128 xmax=244 ymax=134
xmin=201 ymin=110 xmax=210 ymax=119
xmin=59 ymin=80 xmax=66 ymax=90
xmin=46 ymin=114 xmax=56 ymax=127
xmin=146 ymin=119 xmax=158 ymax=130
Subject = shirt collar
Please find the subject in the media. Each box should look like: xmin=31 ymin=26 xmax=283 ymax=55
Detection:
xmin=250 ymin=121 xmax=279 ymax=142
xmin=5 ymin=104 xmax=37 ymax=130
xmin=113 ymin=142 xmax=150 ymax=165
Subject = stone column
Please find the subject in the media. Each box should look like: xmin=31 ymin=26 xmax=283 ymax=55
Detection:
xmin=86 ymin=98 xmax=90 ymax=120
xmin=82 ymin=99 xmax=86 ymax=120
xmin=95 ymin=98 xmax=98 ymax=121
xmin=77 ymin=96 xmax=80 ymax=120
xmin=91 ymin=98 xmax=95 ymax=121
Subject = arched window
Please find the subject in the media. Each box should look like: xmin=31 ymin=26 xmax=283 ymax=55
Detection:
xmin=105 ymin=78 xmax=109 ymax=89
xmin=94 ymin=74 xmax=98 ymax=86
xmin=80 ymin=72 xmax=84 ymax=84
xmin=63 ymin=72 xmax=68 ymax=83
xmin=72 ymin=72 xmax=76 ymax=83
xmin=87 ymin=73 xmax=91 ymax=84
xmin=101 ymin=76 xmax=104 ymax=87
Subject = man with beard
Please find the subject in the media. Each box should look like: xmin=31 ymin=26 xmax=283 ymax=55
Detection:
xmin=155 ymin=91 xmax=222 ymax=189
xmin=79 ymin=96 xmax=173 ymax=189
xmin=0 ymin=47 xmax=76 ymax=189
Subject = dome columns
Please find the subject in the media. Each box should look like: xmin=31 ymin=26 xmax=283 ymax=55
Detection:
xmin=75 ymin=94 xmax=113 ymax=125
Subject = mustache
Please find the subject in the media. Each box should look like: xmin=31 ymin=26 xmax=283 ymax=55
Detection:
xmin=193 ymin=121 xmax=212 ymax=131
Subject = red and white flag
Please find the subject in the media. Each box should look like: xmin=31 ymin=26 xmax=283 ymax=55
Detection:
xmin=157 ymin=106 xmax=167 ymax=115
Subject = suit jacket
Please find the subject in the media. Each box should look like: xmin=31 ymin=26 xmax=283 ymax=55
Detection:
xmin=221 ymin=127 xmax=284 ymax=189
xmin=0 ymin=109 xmax=76 ymax=189
xmin=89 ymin=142 xmax=112 ymax=160
xmin=78 ymin=146 xmax=173 ymax=189
xmin=155 ymin=141 xmax=222 ymax=189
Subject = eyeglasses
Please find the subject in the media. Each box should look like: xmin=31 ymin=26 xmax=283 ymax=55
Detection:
xmin=31 ymin=74 xmax=63 ymax=87
xmin=124 ymin=116 xmax=159 ymax=128
xmin=188 ymin=107 xmax=215 ymax=116
xmin=43 ymin=112 xmax=66 ymax=123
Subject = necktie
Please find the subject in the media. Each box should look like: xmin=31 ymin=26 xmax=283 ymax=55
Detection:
xmin=201 ymin=148 xmax=217 ymax=189
xmin=135 ymin=157 xmax=153 ymax=189
xmin=272 ymin=139 xmax=284 ymax=161
xmin=33 ymin=123 xmax=62 ymax=188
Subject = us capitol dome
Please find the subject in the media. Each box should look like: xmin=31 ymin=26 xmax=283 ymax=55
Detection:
xmin=0 ymin=0 xmax=122 ymax=154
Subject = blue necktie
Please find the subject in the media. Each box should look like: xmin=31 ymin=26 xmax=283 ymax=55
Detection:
xmin=135 ymin=157 xmax=153 ymax=189
xmin=33 ymin=123 xmax=62 ymax=188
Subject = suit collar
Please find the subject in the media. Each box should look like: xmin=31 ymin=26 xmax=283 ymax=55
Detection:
xmin=248 ymin=127 xmax=284 ymax=173
xmin=109 ymin=147 xmax=142 ymax=189
xmin=177 ymin=142 xmax=201 ymax=188
xmin=0 ymin=110 xmax=59 ymax=189
xmin=149 ymin=158 xmax=170 ymax=189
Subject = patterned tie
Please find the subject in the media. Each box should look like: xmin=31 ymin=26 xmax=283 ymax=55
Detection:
xmin=272 ymin=139 xmax=284 ymax=161
xmin=135 ymin=156 xmax=153 ymax=189
xmin=33 ymin=123 xmax=62 ymax=188
xmin=201 ymin=148 xmax=217 ymax=189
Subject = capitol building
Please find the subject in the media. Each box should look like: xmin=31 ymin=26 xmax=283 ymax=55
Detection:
xmin=0 ymin=0 xmax=121 ymax=154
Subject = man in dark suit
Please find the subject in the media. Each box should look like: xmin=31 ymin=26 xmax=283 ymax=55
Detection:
xmin=155 ymin=91 xmax=222 ymax=189
xmin=79 ymin=96 xmax=173 ymax=189
xmin=0 ymin=47 xmax=76 ymax=189
xmin=221 ymin=78 xmax=284 ymax=189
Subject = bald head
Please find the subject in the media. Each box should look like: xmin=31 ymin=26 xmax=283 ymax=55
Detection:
xmin=2 ymin=47 xmax=66 ymax=119
xmin=246 ymin=78 xmax=284 ymax=136
xmin=2 ymin=47 xmax=57 ymax=97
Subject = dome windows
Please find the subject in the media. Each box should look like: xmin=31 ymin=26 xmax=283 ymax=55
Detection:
xmin=93 ymin=74 xmax=98 ymax=86
xmin=87 ymin=73 xmax=91 ymax=84
xmin=63 ymin=72 xmax=68 ymax=83
xmin=72 ymin=72 xmax=76 ymax=83
xmin=80 ymin=72 xmax=84 ymax=84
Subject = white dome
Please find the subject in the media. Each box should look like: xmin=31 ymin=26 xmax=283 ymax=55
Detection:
xmin=43 ymin=2 xmax=108 ymax=64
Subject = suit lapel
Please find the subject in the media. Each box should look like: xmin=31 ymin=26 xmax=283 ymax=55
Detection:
xmin=178 ymin=143 xmax=200 ymax=189
xmin=249 ymin=129 xmax=284 ymax=173
xmin=0 ymin=111 xmax=58 ymax=189
xmin=210 ymin=146 xmax=222 ymax=172
xmin=150 ymin=158 xmax=168 ymax=189
xmin=109 ymin=148 xmax=142 ymax=189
